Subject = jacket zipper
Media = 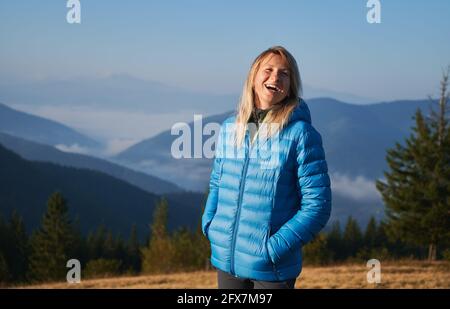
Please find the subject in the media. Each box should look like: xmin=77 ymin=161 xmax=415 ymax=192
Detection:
xmin=230 ymin=132 xmax=250 ymax=276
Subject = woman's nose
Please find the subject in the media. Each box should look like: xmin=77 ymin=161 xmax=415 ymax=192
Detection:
xmin=270 ymin=72 xmax=281 ymax=82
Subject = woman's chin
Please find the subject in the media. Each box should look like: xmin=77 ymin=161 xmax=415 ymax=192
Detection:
xmin=256 ymin=93 xmax=286 ymax=107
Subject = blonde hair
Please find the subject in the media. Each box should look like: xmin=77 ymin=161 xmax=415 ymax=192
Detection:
xmin=235 ymin=46 xmax=302 ymax=146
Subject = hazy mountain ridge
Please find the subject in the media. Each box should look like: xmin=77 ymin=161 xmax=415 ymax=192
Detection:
xmin=0 ymin=102 xmax=100 ymax=149
xmin=0 ymin=144 xmax=203 ymax=239
xmin=116 ymin=97 xmax=435 ymax=187
xmin=0 ymin=94 xmax=436 ymax=229
xmin=113 ymin=97 xmax=435 ymax=225
xmin=0 ymin=132 xmax=183 ymax=195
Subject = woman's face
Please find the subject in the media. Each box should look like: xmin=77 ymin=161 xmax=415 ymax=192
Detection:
xmin=253 ymin=54 xmax=290 ymax=109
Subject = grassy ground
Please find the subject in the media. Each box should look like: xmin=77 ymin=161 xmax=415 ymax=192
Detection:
xmin=18 ymin=261 xmax=450 ymax=289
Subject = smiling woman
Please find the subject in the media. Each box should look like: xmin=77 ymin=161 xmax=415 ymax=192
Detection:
xmin=201 ymin=46 xmax=331 ymax=289
xmin=234 ymin=46 xmax=302 ymax=147
xmin=253 ymin=54 xmax=291 ymax=109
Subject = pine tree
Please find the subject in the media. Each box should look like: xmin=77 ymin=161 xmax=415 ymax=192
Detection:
xmin=126 ymin=224 xmax=141 ymax=273
xmin=113 ymin=235 xmax=126 ymax=272
xmin=326 ymin=221 xmax=344 ymax=261
xmin=303 ymin=233 xmax=332 ymax=265
xmin=87 ymin=225 xmax=107 ymax=260
xmin=70 ymin=216 xmax=85 ymax=265
xmin=6 ymin=210 xmax=29 ymax=282
xmin=364 ymin=216 xmax=378 ymax=250
xmin=103 ymin=231 xmax=116 ymax=260
xmin=357 ymin=216 xmax=390 ymax=261
xmin=0 ymin=214 xmax=10 ymax=283
xmin=141 ymin=198 xmax=174 ymax=273
xmin=172 ymin=227 xmax=197 ymax=271
xmin=343 ymin=216 xmax=363 ymax=258
xmin=376 ymin=68 xmax=450 ymax=261
xmin=28 ymin=192 xmax=77 ymax=282
xmin=0 ymin=253 xmax=8 ymax=285
xmin=375 ymin=221 xmax=389 ymax=249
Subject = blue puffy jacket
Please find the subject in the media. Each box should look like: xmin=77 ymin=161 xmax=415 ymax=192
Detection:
xmin=202 ymin=99 xmax=331 ymax=281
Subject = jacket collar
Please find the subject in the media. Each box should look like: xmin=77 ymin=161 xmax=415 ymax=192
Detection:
xmin=288 ymin=98 xmax=311 ymax=125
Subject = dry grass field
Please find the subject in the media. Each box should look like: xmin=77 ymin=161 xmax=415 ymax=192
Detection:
xmin=19 ymin=261 xmax=450 ymax=289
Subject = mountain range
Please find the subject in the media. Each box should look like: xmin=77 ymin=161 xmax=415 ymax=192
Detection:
xmin=0 ymin=143 xmax=203 ymax=240
xmin=0 ymin=102 xmax=100 ymax=150
xmin=0 ymin=96 xmax=436 ymax=232
xmin=0 ymin=132 xmax=183 ymax=195
xmin=112 ymin=97 xmax=437 ymax=226
xmin=115 ymin=97 xmax=435 ymax=188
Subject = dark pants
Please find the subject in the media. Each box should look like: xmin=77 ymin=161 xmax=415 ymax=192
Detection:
xmin=217 ymin=269 xmax=296 ymax=289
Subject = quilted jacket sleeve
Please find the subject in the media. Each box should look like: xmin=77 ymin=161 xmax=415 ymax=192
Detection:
xmin=267 ymin=124 xmax=332 ymax=264
xmin=201 ymin=124 xmax=224 ymax=237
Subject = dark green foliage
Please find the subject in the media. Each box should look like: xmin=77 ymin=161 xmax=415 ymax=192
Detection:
xmin=364 ymin=216 xmax=378 ymax=249
xmin=84 ymin=225 xmax=138 ymax=275
xmin=343 ymin=216 xmax=363 ymax=258
xmin=141 ymin=196 xmax=211 ymax=274
xmin=7 ymin=211 xmax=29 ymax=282
xmin=325 ymin=221 xmax=345 ymax=261
xmin=303 ymin=233 xmax=333 ymax=265
xmin=126 ymin=225 xmax=142 ymax=273
xmin=28 ymin=192 xmax=79 ymax=282
xmin=0 ymin=253 xmax=8 ymax=285
xmin=376 ymin=69 xmax=450 ymax=260
xmin=0 ymin=211 xmax=29 ymax=283
xmin=86 ymin=225 xmax=107 ymax=261
xmin=141 ymin=198 xmax=174 ymax=273
xmin=84 ymin=258 xmax=122 ymax=278
xmin=171 ymin=228 xmax=200 ymax=271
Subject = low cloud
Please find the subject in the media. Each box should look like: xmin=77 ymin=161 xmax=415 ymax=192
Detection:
xmin=10 ymin=103 xmax=204 ymax=159
xmin=330 ymin=172 xmax=381 ymax=201
xmin=10 ymin=104 xmax=197 ymax=142
xmin=55 ymin=143 xmax=90 ymax=155
xmin=103 ymin=138 xmax=140 ymax=156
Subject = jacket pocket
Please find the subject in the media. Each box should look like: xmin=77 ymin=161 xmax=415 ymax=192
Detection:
xmin=265 ymin=227 xmax=281 ymax=280
xmin=264 ymin=227 xmax=273 ymax=264
xmin=204 ymin=221 xmax=211 ymax=240
xmin=218 ymin=160 xmax=224 ymax=183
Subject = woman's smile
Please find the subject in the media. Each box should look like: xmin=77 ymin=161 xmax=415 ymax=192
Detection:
xmin=254 ymin=54 xmax=290 ymax=109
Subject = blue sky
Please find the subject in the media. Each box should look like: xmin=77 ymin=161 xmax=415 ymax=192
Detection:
xmin=1 ymin=0 xmax=449 ymax=101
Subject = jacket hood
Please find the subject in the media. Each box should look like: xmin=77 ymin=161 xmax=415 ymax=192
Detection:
xmin=288 ymin=98 xmax=311 ymax=124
